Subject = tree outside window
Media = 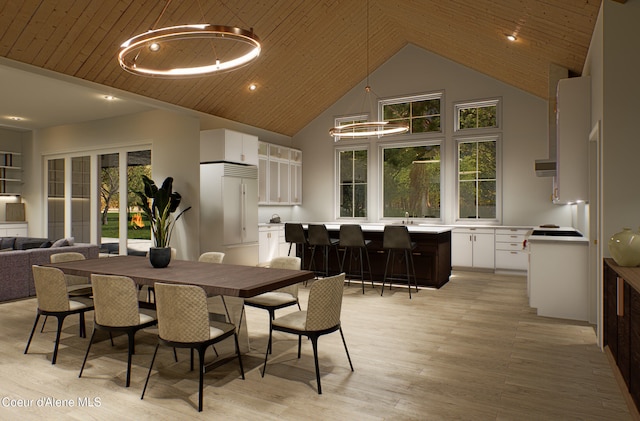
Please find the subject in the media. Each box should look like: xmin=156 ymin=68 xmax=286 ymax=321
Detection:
xmin=458 ymin=138 xmax=497 ymax=219
xmin=338 ymin=149 xmax=367 ymax=218
xmin=382 ymin=144 xmax=441 ymax=218
xmin=455 ymin=99 xmax=499 ymax=131
xmin=381 ymin=93 xmax=442 ymax=134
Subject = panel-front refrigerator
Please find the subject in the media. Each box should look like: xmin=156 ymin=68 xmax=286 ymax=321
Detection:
xmin=200 ymin=162 xmax=259 ymax=266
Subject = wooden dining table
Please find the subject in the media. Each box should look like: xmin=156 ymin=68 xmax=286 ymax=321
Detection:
xmin=45 ymin=255 xmax=314 ymax=298
xmin=46 ymin=255 xmax=315 ymax=353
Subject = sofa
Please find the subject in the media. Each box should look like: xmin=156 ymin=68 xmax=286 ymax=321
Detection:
xmin=0 ymin=237 xmax=100 ymax=302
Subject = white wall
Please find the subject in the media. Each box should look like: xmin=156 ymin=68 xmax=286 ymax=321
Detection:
xmin=293 ymin=43 xmax=571 ymax=226
xmin=23 ymin=109 xmax=201 ymax=260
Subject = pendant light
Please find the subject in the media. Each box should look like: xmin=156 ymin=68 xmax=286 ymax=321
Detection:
xmin=118 ymin=0 xmax=261 ymax=78
xmin=329 ymin=0 xmax=409 ymax=140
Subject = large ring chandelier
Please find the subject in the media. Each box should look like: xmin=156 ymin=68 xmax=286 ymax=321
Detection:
xmin=118 ymin=24 xmax=261 ymax=78
xmin=329 ymin=121 xmax=409 ymax=139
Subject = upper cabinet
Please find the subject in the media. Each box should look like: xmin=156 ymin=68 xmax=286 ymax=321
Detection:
xmin=0 ymin=151 xmax=22 ymax=195
xmin=258 ymin=141 xmax=302 ymax=205
xmin=200 ymin=129 xmax=258 ymax=166
xmin=553 ymin=77 xmax=590 ymax=204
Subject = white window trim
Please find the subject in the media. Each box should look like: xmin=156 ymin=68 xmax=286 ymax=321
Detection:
xmin=453 ymin=97 xmax=501 ymax=133
xmin=454 ymin=134 xmax=502 ymax=224
xmin=378 ymin=91 xmax=445 ymax=136
xmin=334 ymin=145 xmax=370 ymax=220
xmin=378 ymin=139 xmax=444 ymax=224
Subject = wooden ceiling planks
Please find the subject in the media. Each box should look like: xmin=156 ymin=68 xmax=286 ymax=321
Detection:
xmin=0 ymin=0 xmax=602 ymax=136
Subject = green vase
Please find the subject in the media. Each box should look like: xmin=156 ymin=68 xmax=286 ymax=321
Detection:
xmin=608 ymin=228 xmax=640 ymax=267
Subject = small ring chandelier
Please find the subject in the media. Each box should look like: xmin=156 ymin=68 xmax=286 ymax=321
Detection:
xmin=118 ymin=1 xmax=260 ymax=78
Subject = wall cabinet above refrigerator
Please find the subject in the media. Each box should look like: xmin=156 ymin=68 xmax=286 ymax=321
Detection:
xmin=200 ymin=129 xmax=258 ymax=166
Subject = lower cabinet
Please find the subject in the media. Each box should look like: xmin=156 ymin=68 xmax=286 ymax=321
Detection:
xmin=258 ymin=224 xmax=285 ymax=265
xmin=495 ymin=228 xmax=528 ymax=271
xmin=0 ymin=223 xmax=27 ymax=237
xmin=451 ymin=228 xmax=494 ymax=270
xmin=604 ymin=259 xmax=640 ymax=411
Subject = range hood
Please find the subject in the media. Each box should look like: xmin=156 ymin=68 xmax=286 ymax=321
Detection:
xmin=534 ymin=64 xmax=568 ymax=177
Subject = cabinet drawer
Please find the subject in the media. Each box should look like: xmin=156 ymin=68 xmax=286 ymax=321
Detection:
xmin=496 ymin=233 xmax=525 ymax=242
xmin=496 ymin=250 xmax=528 ymax=271
xmin=496 ymin=241 xmax=524 ymax=252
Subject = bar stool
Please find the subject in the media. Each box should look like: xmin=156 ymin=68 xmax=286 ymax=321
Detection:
xmin=339 ymin=224 xmax=374 ymax=293
xmin=285 ymin=223 xmax=308 ymax=265
xmin=307 ymin=224 xmax=340 ymax=278
xmin=381 ymin=225 xmax=418 ymax=298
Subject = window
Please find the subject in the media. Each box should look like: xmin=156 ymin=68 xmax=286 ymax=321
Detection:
xmin=337 ymin=148 xmax=368 ymax=218
xmin=381 ymin=143 xmax=441 ymax=218
xmin=455 ymin=99 xmax=500 ymax=131
xmin=457 ymin=136 xmax=498 ymax=220
xmin=380 ymin=93 xmax=442 ymax=134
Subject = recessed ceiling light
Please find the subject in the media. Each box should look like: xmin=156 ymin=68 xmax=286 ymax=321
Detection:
xmin=104 ymin=95 xmax=116 ymax=101
xmin=506 ymin=34 xmax=517 ymax=42
xmin=249 ymin=83 xmax=258 ymax=91
xmin=9 ymin=116 xmax=22 ymax=121
xmin=149 ymin=42 xmax=160 ymax=52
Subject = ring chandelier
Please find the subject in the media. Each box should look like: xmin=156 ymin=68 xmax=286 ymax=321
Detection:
xmin=118 ymin=24 xmax=261 ymax=78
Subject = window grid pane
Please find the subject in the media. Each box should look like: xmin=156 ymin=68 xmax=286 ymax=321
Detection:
xmin=458 ymin=139 xmax=497 ymax=220
xmin=338 ymin=149 xmax=367 ymax=218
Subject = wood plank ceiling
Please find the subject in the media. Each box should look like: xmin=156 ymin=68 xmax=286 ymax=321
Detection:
xmin=0 ymin=0 xmax=601 ymax=137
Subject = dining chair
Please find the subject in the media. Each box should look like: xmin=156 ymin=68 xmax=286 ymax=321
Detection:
xmin=141 ymin=282 xmax=245 ymax=412
xmin=262 ymin=273 xmax=353 ymax=394
xmin=198 ymin=251 xmax=225 ymax=263
xmin=381 ymin=225 xmax=418 ymax=298
xmin=25 ymin=265 xmax=94 ymax=364
xmin=39 ymin=252 xmax=93 ymax=333
xmin=307 ymin=224 xmax=340 ymax=278
xmin=79 ymin=274 xmax=158 ymax=387
xmin=339 ymin=224 xmax=374 ymax=294
xmin=244 ymin=256 xmax=301 ymax=353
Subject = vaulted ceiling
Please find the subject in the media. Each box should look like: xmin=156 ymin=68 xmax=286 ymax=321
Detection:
xmin=0 ymin=0 xmax=601 ymax=136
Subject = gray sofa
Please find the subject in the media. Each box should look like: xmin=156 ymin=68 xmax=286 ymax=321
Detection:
xmin=0 ymin=241 xmax=99 ymax=301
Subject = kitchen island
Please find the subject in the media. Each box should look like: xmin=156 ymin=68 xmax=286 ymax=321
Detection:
xmin=300 ymin=223 xmax=452 ymax=288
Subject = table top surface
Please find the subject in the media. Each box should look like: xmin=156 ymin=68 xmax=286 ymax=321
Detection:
xmin=46 ymin=255 xmax=314 ymax=298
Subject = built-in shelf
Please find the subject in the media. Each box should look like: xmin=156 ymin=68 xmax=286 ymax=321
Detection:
xmin=0 ymin=152 xmax=22 ymax=196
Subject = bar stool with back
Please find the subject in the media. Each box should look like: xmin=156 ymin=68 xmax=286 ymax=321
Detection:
xmin=339 ymin=224 xmax=374 ymax=293
xmin=307 ymin=224 xmax=340 ymax=278
xmin=381 ymin=225 xmax=419 ymax=298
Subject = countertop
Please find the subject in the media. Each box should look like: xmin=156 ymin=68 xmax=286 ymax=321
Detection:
xmin=526 ymin=227 xmax=589 ymax=244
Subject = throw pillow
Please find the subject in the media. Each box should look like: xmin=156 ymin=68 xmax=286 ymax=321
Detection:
xmin=39 ymin=241 xmax=52 ymax=248
xmin=50 ymin=238 xmax=69 ymax=248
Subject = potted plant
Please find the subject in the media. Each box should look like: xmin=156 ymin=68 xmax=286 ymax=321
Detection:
xmin=134 ymin=175 xmax=191 ymax=267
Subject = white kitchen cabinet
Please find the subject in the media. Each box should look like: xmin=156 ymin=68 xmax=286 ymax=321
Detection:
xmin=259 ymin=224 xmax=286 ymax=265
xmin=200 ymin=129 xmax=259 ymax=166
xmin=0 ymin=222 xmax=27 ymax=237
xmin=553 ymin=77 xmax=590 ymax=204
xmin=257 ymin=142 xmax=302 ymax=205
xmin=495 ymin=228 xmax=529 ymax=271
xmin=451 ymin=228 xmax=494 ymax=269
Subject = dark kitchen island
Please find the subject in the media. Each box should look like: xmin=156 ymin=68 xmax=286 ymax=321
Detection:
xmin=300 ymin=223 xmax=452 ymax=288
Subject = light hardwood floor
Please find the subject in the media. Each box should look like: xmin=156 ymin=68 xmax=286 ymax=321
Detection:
xmin=1 ymin=271 xmax=632 ymax=420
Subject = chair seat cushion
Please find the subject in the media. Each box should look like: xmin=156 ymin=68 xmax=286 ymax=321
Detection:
xmin=68 ymin=299 xmax=91 ymax=311
xmin=272 ymin=310 xmax=307 ymax=331
xmin=139 ymin=312 xmax=156 ymax=325
xmin=245 ymin=292 xmax=297 ymax=307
